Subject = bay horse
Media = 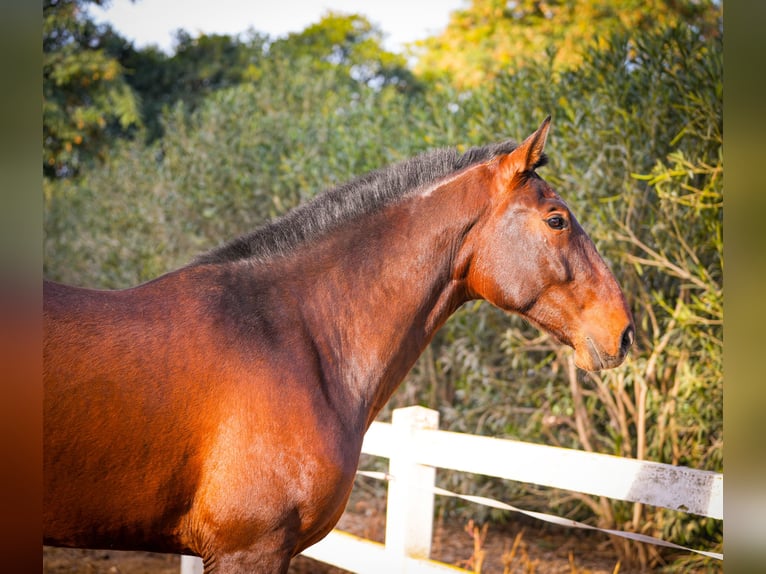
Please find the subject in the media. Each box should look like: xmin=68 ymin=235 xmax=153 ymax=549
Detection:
xmin=44 ymin=117 xmax=634 ymax=573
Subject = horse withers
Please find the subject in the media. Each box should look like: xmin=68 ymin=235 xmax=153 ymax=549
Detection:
xmin=44 ymin=117 xmax=633 ymax=572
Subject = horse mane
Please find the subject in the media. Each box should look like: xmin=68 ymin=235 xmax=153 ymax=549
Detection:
xmin=192 ymin=139 xmax=541 ymax=266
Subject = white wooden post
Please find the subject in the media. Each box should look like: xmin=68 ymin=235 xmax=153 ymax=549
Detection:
xmin=384 ymin=406 xmax=439 ymax=569
xmin=180 ymin=555 xmax=204 ymax=574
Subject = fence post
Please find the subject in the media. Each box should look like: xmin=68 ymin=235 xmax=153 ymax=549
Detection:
xmin=180 ymin=555 xmax=204 ymax=574
xmin=384 ymin=406 xmax=439 ymax=569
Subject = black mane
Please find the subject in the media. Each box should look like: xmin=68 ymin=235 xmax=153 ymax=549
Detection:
xmin=192 ymin=139 xmax=533 ymax=266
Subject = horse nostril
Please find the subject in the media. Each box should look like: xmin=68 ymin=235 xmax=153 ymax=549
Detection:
xmin=620 ymin=325 xmax=635 ymax=355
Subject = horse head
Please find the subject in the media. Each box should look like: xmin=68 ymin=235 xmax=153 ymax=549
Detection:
xmin=464 ymin=117 xmax=634 ymax=371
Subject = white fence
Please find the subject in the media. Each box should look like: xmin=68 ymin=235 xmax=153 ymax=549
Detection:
xmin=181 ymin=405 xmax=723 ymax=573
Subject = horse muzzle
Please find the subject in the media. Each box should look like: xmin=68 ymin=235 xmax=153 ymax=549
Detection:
xmin=576 ymin=324 xmax=634 ymax=371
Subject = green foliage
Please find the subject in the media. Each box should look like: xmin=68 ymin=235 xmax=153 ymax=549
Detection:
xmin=119 ymin=31 xmax=270 ymax=141
xmin=43 ymin=12 xmax=722 ymax=571
xmin=268 ymin=12 xmax=418 ymax=92
xmin=43 ymin=0 xmax=140 ymax=178
xmin=413 ymin=0 xmax=722 ymax=88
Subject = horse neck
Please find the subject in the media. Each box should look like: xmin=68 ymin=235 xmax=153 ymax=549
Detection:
xmin=278 ymin=176 xmax=485 ymax=429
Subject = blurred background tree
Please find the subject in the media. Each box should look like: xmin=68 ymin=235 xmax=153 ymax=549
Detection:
xmin=43 ymin=1 xmax=723 ymax=569
xmin=43 ymin=0 xmax=140 ymax=178
xmin=413 ymin=0 xmax=722 ymax=88
xmin=118 ymin=31 xmax=270 ymax=141
xmin=268 ymin=12 xmax=418 ymax=92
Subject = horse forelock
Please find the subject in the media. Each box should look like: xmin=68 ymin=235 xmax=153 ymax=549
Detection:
xmin=192 ymin=139 xmax=521 ymax=266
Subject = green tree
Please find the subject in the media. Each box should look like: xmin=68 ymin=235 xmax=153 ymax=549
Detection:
xmin=119 ymin=31 xmax=269 ymax=141
xmin=267 ymin=12 xmax=419 ymax=92
xmin=414 ymin=0 xmax=722 ymax=87
xmin=117 ymin=13 xmax=417 ymax=141
xmin=43 ymin=0 xmax=140 ymax=178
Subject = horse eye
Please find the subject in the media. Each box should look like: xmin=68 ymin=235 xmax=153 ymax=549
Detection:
xmin=546 ymin=215 xmax=567 ymax=230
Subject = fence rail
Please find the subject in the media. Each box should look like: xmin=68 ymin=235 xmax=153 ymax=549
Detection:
xmin=181 ymin=405 xmax=723 ymax=573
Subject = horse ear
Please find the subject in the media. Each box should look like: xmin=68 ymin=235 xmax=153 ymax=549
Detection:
xmin=501 ymin=115 xmax=551 ymax=176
